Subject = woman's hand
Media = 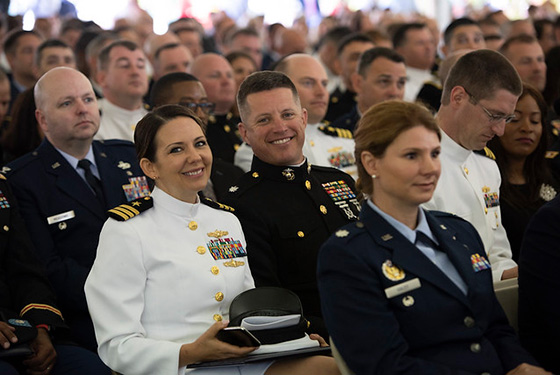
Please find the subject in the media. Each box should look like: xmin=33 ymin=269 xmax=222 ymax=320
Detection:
xmin=506 ymin=363 xmax=553 ymax=375
xmin=179 ymin=321 xmax=258 ymax=367
xmin=309 ymin=333 xmax=329 ymax=347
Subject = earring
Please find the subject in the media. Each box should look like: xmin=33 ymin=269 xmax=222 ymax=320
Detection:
xmin=371 ymin=174 xmax=377 ymax=179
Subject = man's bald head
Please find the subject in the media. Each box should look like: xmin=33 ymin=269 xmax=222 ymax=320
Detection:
xmin=34 ymin=67 xmax=100 ymax=154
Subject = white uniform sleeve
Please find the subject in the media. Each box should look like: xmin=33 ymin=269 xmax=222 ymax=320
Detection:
xmin=85 ymin=219 xmax=182 ymax=375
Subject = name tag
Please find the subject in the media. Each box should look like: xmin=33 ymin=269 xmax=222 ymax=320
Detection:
xmin=47 ymin=210 xmax=75 ymax=225
xmin=384 ymin=278 xmax=421 ymax=299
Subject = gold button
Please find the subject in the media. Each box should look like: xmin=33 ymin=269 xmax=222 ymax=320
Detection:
xmin=197 ymin=246 xmax=206 ymax=254
xmin=494 ymin=212 xmax=498 ymax=218
xmin=58 ymin=222 xmax=67 ymax=230
xmin=297 ymin=231 xmax=305 ymax=238
xmin=484 ymin=208 xmax=488 ymax=214
xmin=2 ymin=225 xmax=8 ymax=232
xmin=310 ymin=141 xmax=315 ymax=147
xmin=211 ymin=266 xmax=219 ymax=275
xmin=224 ymin=125 xmax=231 ymax=132
xmin=356 ymin=222 xmax=364 ymax=228
xmin=234 ymin=144 xmax=240 ymax=151
xmin=464 ymin=167 xmax=469 ymax=175
xmin=213 ymin=314 xmax=222 ymax=321
xmin=215 ymin=292 xmax=224 ymax=301
xmin=252 ymin=172 xmax=259 ymax=178
xmin=188 ymin=221 xmax=198 ymax=230
xmin=320 ymin=205 xmax=327 ymax=214
xmin=402 ymin=295 xmax=414 ymax=307
xmin=305 ymin=180 xmax=311 ymax=190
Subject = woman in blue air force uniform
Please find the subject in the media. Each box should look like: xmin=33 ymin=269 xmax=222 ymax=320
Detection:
xmin=317 ymin=101 xmax=549 ymax=375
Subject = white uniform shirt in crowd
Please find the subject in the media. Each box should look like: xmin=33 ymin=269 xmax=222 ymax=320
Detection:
xmin=95 ymin=98 xmax=148 ymax=142
xmin=85 ymin=187 xmax=258 ymax=375
xmin=403 ymin=66 xmax=434 ymax=103
xmin=234 ymin=123 xmax=357 ymax=178
xmin=423 ymin=131 xmax=517 ymax=282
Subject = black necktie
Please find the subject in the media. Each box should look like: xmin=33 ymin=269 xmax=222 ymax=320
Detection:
xmin=78 ymin=159 xmax=105 ymax=206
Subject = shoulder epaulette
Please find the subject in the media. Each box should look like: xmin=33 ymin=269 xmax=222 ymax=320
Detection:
xmin=318 ymin=125 xmax=353 ymax=139
xmin=423 ymin=80 xmax=442 ymax=90
xmin=202 ymin=197 xmax=235 ymax=212
xmin=97 ymin=139 xmax=135 ymax=147
xmin=545 ymin=151 xmax=559 ymax=159
xmin=483 ymin=147 xmax=496 ymax=160
xmin=108 ymin=196 xmax=153 ymax=221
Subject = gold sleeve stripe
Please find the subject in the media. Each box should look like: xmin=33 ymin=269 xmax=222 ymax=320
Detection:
xmin=117 ymin=205 xmax=140 ymax=216
xmin=108 ymin=208 xmax=130 ymax=220
xmin=20 ymin=304 xmax=63 ymax=318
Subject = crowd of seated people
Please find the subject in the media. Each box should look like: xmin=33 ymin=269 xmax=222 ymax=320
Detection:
xmin=0 ymin=3 xmax=559 ymax=373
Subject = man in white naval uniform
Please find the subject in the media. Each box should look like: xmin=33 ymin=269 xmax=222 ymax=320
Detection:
xmin=95 ymin=40 xmax=149 ymax=142
xmin=423 ymin=49 xmax=521 ymax=282
xmin=234 ymin=54 xmax=357 ymax=179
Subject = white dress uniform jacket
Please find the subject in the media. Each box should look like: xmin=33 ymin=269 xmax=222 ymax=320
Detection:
xmin=95 ymin=98 xmax=148 ymax=142
xmin=85 ymin=187 xmax=255 ymax=375
xmin=423 ymin=131 xmax=517 ymax=281
xmin=234 ymin=123 xmax=357 ymax=178
xmin=403 ymin=67 xmax=433 ymax=103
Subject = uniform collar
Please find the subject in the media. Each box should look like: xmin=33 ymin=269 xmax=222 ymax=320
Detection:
xmin=151 ymin=186 xmax=201 ymax=218
xmin=367 ymin=200 xmax=438 ymax=246
xmin=440 ymin=129 xmax=471 ymax=164
xmin=250 ymin=156 xmax=311 ymax=183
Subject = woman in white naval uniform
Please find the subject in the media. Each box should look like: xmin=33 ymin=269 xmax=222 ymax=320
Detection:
xmin=85 ymin=105 xmax=338 ymax=375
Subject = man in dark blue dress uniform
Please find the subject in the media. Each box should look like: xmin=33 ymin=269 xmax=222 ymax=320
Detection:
xmin=225 ymin=71 xmax=361 ymax=338
xmin=5 ymin=67 xmax=146 ymax=352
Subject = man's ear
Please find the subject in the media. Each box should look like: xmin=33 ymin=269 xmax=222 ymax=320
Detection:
xmin=351 ymin=72 xmax=363 ymax=96
xmin=35 ymin=109 xmax=48 ymax=135
xmin=238 ymin=122 xmax=250 ymax=145
xmin=96 ymin=69 xmax=107 ymax=88
xmin=449 ymin=85 xmax=468 ymax=108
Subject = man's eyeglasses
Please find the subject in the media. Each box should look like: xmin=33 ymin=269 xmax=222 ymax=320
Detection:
xmin=178 ymin=102 xmax=216 ymax=114
xmin=463 ymin=88 xmax=516 ymax=124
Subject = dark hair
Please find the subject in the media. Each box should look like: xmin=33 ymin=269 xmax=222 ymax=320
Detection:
xmin=392 ymin=23 xmax=426 ymax=49
xmin=98 ymin=40 xmax=140 ymax=71
xmin=315 ymin=26 xmax=352 ymax=51
xmin=357 ymin=47 xmax=404 ymax=76
xmin=3 ymin=29 xmax=40 ymax=55
xmin=443 ymin=18 xmax=479 ymax=46
xmin=500 ymin=34 xmax=539 ymax=55
xmin=150 ymin=72 xmax=199 ymax=108
xmin=85 ymin=32 xmax=119 ymax=65
xmin=154 ymin=42 xmax=181 ymax=60
xmin=237 ymin=71 xmax=299 ymax=123
xmin=75 ymin=30 xmax=102 ymax=76
xmin=225 ymin=51 xmax=257 ymax=69
xmin=488 ymin=83 xmax=553 ymax=210
xmin=35 ymin=39 xmax=72 ymax=67
xmin=225 ymin=27 xmax=259 ymax=46
xmin=442 ymin=49 xmax=522 ymax=105
xmin=543 ymin=45 xmax=560 ymax=106
xmin=0 ymin=87 xmax=41 ymax=162
xmin=354 ymin=100 xmax=440 ymax=196
xmin=135 ymin=104 xmax=205 ymax=163
xmin=534 ymin=19 xmax=554 ymax=40
xmin=336 ymin=33 xmax=373 ymax=56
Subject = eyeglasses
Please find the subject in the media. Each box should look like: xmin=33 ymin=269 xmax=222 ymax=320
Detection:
xmin=178 ymin=102 xmax=216 ymax=114
xmin=463 ymin=88 xmax=516 ymax=124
